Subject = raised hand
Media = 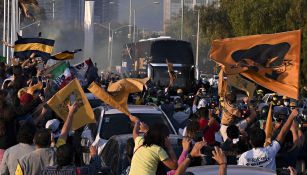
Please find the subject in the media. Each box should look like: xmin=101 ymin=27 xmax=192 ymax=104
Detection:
xmin=182 ymin=137 xmax=192 ymax=151
xmin=190 ymin=141 xmax=207 ymax=157
xmin=212 ymin=146 xmax=227 ymax=165
xmin=67 ymin=102 xmax=78 ymax=114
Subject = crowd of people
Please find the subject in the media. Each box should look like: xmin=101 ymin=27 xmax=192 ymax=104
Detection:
xmin=0 ymin=54 xmax=306 ymax=175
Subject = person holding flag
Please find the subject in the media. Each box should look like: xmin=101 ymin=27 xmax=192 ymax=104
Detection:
xmin=238 ymin=108 xmax=299 ymax=170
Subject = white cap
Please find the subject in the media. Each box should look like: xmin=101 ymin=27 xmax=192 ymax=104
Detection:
xmin=45 ymin=119 xmax=60 ymax=132
xmin=197 ymin=99 xmax=207 ymax=109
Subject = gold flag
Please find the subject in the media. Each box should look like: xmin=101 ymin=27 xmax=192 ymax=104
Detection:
xmin=227 ymin=74 xmax=257 ymax=97
xmin=166 ymin=59 xmax=177 ymax=87
xmin=88 ymin=82 xmax=131 ymax=116
xmin=218 ymin=68 xmax=228 ymax=97
xmin=27 ymin=82 xmax=43 ymax=95
xmin=107 ymin=78 xmax=149 ymax=112
xmin=264 ymin=103 xmax=273 ymax=147
xmin=210 ymin=30 xmax=301 ymax=99
xmin=47 ymin=79 xmax=95 ymax=130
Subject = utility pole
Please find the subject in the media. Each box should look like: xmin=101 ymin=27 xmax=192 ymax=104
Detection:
xmin=52 ymin=0 xmax=55 ymax=20
xmin=3 ymin=0 xmax=6 ymax=58
xmin=108 ymin=22 xmax=111 ymax=68
xmin=110 ymin=31 xmax=113 ymax=68
xmin=195 ymin=10 xmax=200 ymax=81
xmin=133 ymin=9 xmax=136 ymax=42
xmin=180 ymin=0 xmax=184 ymax=40
xmin=129 ymin=0 xmax=132 ymax=40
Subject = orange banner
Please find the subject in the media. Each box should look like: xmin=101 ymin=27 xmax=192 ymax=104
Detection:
xmin=264 ymin=103 xmax=273 ymax=147
xmin=210 ymin=30 xmax=301 ymax=99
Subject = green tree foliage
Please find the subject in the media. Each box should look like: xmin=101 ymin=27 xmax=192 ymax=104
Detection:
xmin=200 ymin=0 xmax=307 ymax=94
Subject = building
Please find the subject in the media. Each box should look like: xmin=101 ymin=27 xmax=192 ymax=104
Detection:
xmin=37 ymin=0 xmax=118 ymax=25
xmin=163 ymin=0 xmax=217 ymax=32
xmin=94 ymin=0 xmax=118 ymax=24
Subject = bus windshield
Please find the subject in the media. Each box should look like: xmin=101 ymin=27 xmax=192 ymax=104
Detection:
xmin=150 ymin=40 xmax=194 ymax=65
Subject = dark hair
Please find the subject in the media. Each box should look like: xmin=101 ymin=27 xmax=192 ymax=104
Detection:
xmin=186 ymin=119 xmax=200 ymax=140
xmin=143 ymin=123 xmax=170 ymax=147
xmin=197 ymin=107 xmax=209 ymax=119
xmin=226 ymin=125 xmax=239 ymax=140
xmin=13 ymin=65 xmax=22 ymax=76
xmin=125 ymin=138 xmax=135 ymax=162
xmin=33 ymin=129 xmax=51 ymax=148
xmin=17 ymin=123 xmax=36 ymax=144
xmin=56 ymin=144 xmax=74 ymax=166
xmin=249 ymin=128 xmax=266 ymax=148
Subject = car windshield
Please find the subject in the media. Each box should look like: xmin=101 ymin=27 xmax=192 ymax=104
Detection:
xmin=99 ymin=113 xmax=174 ymax=139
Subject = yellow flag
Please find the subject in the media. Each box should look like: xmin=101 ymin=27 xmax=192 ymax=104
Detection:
xmin=27 ymin=82 xmax=43 ymax=95
xmin=166 ymin=59 xmax=176 ymax=87
xmin=47 ymin=79 xmax=95 ymax=130
xmin=107 ymin=78 xmax=149 ymax=112
xmin=227 ymin=74 xmax=257 ymax=97
xmin=88 ymin=82 xmax=131 ymax=116
xmin=264 ymin=103 xmax=273 ymax=147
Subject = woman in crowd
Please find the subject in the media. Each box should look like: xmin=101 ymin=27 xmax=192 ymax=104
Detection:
xmin=128 ymin=115 xmax=178 ymax=175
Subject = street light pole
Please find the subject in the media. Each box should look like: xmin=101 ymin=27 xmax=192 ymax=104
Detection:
xmin=110 ymin=31 xmax=114 ymax=68
xmin=181 ymin=0 xmax=184 ymax=40
xmin=195 ymin=10 xmax=200 ymax=81
xmin=52 ymin=0 xmax=55 ymax=20
xmin=129 ymin=0 xmax=132 ymax=40
xmin=133 ymin=9 xmax=136 ymax=43
xmin=108 ymin=22 xmax=111 ymax=69
xmin=7 ymin=0 xmax=10 ymax=59
xmin=3 ymin=0 xmax=7 ymax=57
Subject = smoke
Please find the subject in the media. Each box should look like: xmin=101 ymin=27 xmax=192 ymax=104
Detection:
xmin=37 ymin=20 xmax=110 ymax=71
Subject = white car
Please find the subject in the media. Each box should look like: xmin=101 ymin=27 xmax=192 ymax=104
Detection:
xmin=81 ymin=105 xmax=177 ymax=155
xmin=186 ymin=165 xmax=275 ymax=175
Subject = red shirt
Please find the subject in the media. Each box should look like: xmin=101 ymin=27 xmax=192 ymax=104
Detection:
xmin=198 ymin=118 xmax=220 ymax=145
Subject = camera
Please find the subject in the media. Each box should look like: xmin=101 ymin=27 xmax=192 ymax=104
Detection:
xmin=298 ymin=108 xmax=307 ymax=121
xmin=297 ymin=108 xmax=307 ymax=127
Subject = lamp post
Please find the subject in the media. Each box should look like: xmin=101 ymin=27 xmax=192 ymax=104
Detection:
xmin=181 ymin=0 xmax=184 ymax=40
xmin=195 ymin=10 xmax=200 ymax=81
xmin=3 ymin=0 xmax=7 ymax=58
xmin=129 ymin=0 xmax=132 ymax=40
xmin=19 ymin=21 xmax=41 ymax=36
xmin=94 ymin=23 xmax=131 ymax=69
xmin=2 ymin=0 xmax=20 ymax=63
xmin=110 ymin=1 xmax=160 ymax=42
xmin=52 ymin=0 xmax=55 ymax=20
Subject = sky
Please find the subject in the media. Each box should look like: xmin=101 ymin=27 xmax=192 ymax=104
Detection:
xmin=118 ymin=0 xmax=164 ymax=31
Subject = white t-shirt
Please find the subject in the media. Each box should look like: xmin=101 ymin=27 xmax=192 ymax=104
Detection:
xmin=238 ymin=140 xmax=281 ymax=171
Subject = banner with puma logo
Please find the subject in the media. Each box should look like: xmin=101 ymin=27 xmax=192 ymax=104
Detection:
xmin=210 ymin=30 xmax=301 ymax=99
